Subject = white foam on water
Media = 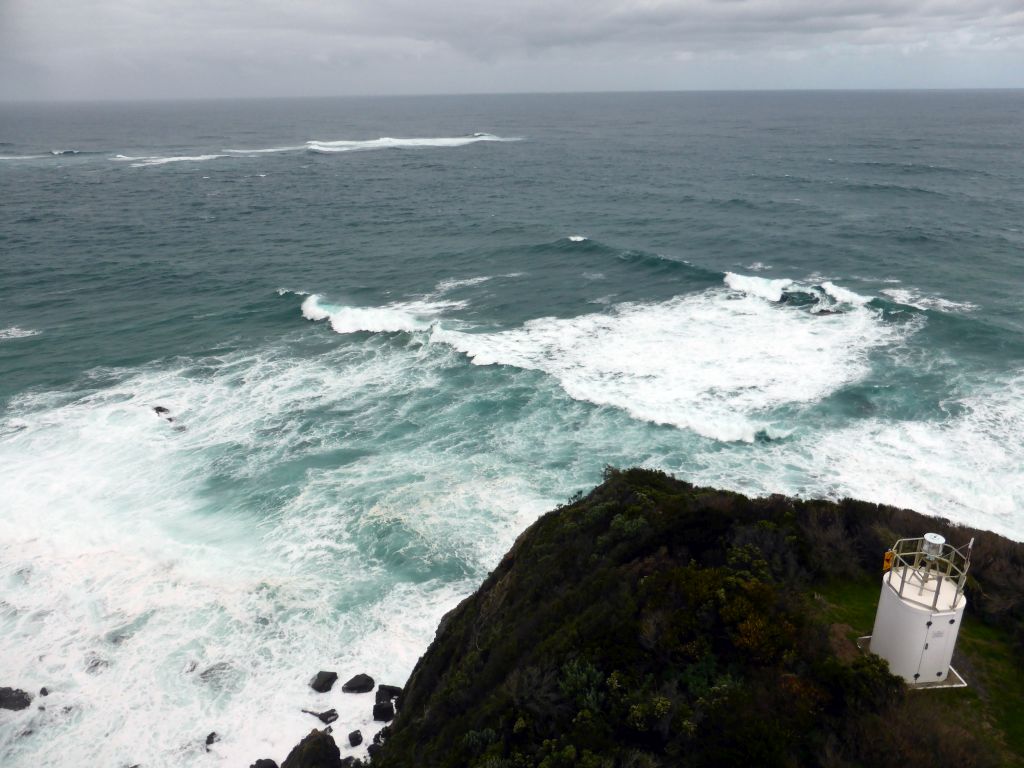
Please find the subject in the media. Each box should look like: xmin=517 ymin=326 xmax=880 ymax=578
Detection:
xmin=431 ymin=286 xmax=906 ymax=443
xmin=0 ymin=340 xmax=557 ymax=767
xmin=305 ymin=134 xmax=516 ymax=154
xmin=0 ymin=155 xmax=47 ymax=161
xmin=568 ymin=235 xmax=588 ymax=242
xmin=688 ymin=372 xmax=1024 ymax=541
xmin=723 ymin=272 xmax=794 ymax=302
xmin=301 ymin=294 xmax=465 ymax=334
xmin=223 ymin=146 xmax=305 ymax=155
xmin=112 ymin=154 xmax=228 ymax=168
xmin=746 ymin=261 xmax=772 ymax=271
xmin=881 ymin=288 xmax=978 ymax=313
xmin=821 ymin=281 xmax=872 ymax=306
xmin=0 ymin=327 xmax=40 ymax=340
xmin=434 ymin=276 xmax=492 ymax=293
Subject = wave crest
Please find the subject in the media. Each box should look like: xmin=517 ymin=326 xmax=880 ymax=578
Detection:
xmin=0 ymin=326 xmax=40 ymax=341
xmin=306 ymin=134 xmax=516 ymax=154
xmin=431 ymin=287 xmax=904 ymax=443
xmin=301 ymin=294 xmax=464 ymax=334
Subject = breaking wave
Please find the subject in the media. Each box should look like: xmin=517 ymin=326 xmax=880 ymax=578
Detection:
xmin=112 ymin=153 xmax=228 ymax=168
xmin=301 ymin=294 xmax=465 ymax=334
xmin=881 ymin=288 xmax=978 ymax=313
xmin=305 ymin=134 xmax=516 ymax=154
xmin=430 ymin=281 xmax=908 ymax=443
xmin=0 ymin=326 xmax=40 ymax=341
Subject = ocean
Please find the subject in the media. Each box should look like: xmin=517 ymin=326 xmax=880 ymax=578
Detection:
xmin=1 ymin=91 xmax=1022 ymax=766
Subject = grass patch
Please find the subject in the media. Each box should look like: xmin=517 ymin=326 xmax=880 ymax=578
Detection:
xmin=818 ymin=578 xmax=1024 ymax=766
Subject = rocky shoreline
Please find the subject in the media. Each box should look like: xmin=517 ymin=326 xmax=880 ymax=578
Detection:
xmin=5 ymin=469 xmax=1023 ymax=767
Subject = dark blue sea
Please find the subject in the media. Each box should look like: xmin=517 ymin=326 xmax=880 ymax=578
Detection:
xmin=2 ymin=91 xmax=1023 ymax=765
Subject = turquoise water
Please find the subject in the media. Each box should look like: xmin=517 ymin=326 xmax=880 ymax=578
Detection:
xmin=1 ymin=92 xmax=1023 ymax=765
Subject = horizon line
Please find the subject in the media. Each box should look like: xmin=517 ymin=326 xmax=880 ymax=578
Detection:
xmin=3 ymin=86 xmax=1024 ymax=106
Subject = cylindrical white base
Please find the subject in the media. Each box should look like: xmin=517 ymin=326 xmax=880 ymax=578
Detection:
xmin=869 ymin=575 xmax=966 ymax=684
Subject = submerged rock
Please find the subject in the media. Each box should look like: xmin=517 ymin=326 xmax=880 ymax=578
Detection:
xmin=341 ymin=673 xmax=374 ymax=693
xmin=198 ymin=662 xmax=232 ymax=683
xmin=302 ymin=708 xmax=339 ymax=724
xmin=0 ymin=687 xmax=32 ymax=710
xmin=310 ymin=671 xmax=338 ymax=693
xmin=280 ymin=729 xmax=341 ymax=768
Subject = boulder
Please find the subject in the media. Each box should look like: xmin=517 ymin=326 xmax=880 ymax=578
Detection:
xmin=366 ymin=744 xmax=381 ymax=760
xmin=374 ymin=685 xmax=402 ymax=704
xmin=281 ymin=729 xmax=342 ymax=768
xmin=0 ymin=687 xmax=32 ymax=711
xmin=39 ymin=687 xmax=49 ymax=697
xmin=250 ymin=760 xmax=279 ymax=768
xmin=205 ymin=732 xmax=219 ymax=751
xmin=372 ymin=702 xmax=394 ymax=722
xmin=341 ymin=674 xmax=374 ymax=694
xmin=302 ymin=708 xmax=338 ymax=725
xmin=309 ymin=671 xmax=338 ymax=693
xmin=348 ymin=730 xmax=362 ymax=747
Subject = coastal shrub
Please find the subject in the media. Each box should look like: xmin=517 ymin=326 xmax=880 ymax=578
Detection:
xmin=378 ymin=468 xmax=1024 ymax=768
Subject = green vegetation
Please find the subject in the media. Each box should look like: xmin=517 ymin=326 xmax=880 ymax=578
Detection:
xmin=377 ymin=468 xmax=1024 ymax=768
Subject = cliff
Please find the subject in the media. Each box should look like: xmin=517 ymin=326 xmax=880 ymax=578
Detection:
xmin=372 ymin=468 xmax=1024 ymax=768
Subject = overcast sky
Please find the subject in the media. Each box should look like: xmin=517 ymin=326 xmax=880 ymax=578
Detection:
xmin=1 ymin=0 xmax=1022 ymax=100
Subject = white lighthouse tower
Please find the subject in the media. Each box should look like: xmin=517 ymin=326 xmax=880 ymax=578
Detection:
xmin=868 ymin=533 xmax=973 ymax=686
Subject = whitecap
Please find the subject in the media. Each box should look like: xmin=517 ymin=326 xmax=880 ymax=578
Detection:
xmin=0 ymin=326 xmax=40 ymax=340
xmin=821 ymin=281 xmax=872 ymax=306
xmin=723 ymin=272 xmax=794 ymax=302
xmin=223 ymin=146 xmax=304 ymax=155
xmin=435 ymin=276 xmax=492 ymax=293
xmin=568 ymin=235 xmax=588 ymax=242
xmin=112 ymin=154 xmax=227 ymax=168
xmin=880 ymin=288 xmax=978 ymax=313
xmin=762 ymin=373 xmax=1024 ymax=540
xmin=305 ymin=134 xmax=517 ymax=154
xmin=302 ymin=294 xmax=465 ymax=334
xmin=431 ymin=287 xmax=906 ymax=443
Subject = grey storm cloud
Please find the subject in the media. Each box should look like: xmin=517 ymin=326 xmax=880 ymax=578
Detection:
xmin=2 ymin=0 xmax=1023 ymax=98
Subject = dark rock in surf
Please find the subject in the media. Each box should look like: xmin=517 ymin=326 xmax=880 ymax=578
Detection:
xmin=366 ymin=743 xmax=382 ymax=760
xmin=348 ymin=730 xmax=363 ymax=747
xmin=205 ymin=732 xmax=220 ymax=751
xmin=39 ymin=687 xmax=48 ymax=697
xmin=280 ymin=729 xmax=341 ymax=768
xmin=250 ymin=761 xmax=279 ymax=768
xmin=310 ymin=671 xmax=338 ymax=693
xmin=372 ymin=702 xmax=394 ymax=722
xmin=0 ymin=687 xmax=32 ymax=710
xmin=372 ymin=726 xmax=390 ymax=745
xmin=341 ymin=673 xmax=374 ymax=693
xmin=302 ymin=708 xmax=339 ymax=724
xmin=153 ymin=406 xmax=170 ymax=416
xmin=85 ymin=655 xmax=109 ymax=674
xmin=374 ymin=685 xmax=401 ymax=705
